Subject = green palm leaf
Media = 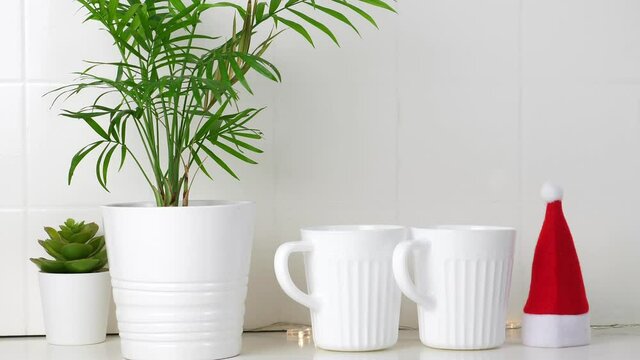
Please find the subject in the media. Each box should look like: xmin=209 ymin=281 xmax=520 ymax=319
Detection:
xmin=53 ymin=0 xmax=395 ymax=206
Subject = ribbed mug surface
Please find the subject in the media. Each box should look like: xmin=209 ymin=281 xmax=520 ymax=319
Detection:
xmin=310 ymin=257 xmax=401 ymax=350
xmin=275 ymin=225 xmax=406 ymax=351
xmin=418 ymin=258 xmax=513 ymax=349
xmin=393 ymin=226 xmax=516 ymax=350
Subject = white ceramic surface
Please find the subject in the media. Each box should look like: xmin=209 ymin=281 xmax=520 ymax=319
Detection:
xmin=3 ymin=328 xmax=640 ymax=360
xmin=393 ymin=226 xmax=516 ymax=350
xmin=38 ymin=271 xmax=111 ymax=345
xmin=102 ymin=201 xmax=255 ymax=360
xmin=275 ymin=225 xmax=406 ymax=351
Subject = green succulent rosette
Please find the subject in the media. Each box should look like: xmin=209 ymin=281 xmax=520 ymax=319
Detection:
xmin=30 ymin=218 xmax=108 ymax=273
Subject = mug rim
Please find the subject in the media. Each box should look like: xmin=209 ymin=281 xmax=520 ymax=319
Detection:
xmin=413 ymin=225 xmax=516 ymax=232
xmin=301 ymin=224 xmax=405 ymax=233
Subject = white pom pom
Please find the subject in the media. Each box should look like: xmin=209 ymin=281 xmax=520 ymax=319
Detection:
xmin=540 ymin=182 xmax=563 ymax=203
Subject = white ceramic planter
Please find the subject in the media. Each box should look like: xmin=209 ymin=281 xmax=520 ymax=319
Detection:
xmin=39 ymin=271 xmax=111 ymax=345
xmin=102 ymin=201 xmax=255 ymax=360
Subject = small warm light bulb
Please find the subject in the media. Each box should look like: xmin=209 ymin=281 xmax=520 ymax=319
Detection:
xmin=506 ymin=321 xmax=521 ymax=329
xmin=287 ymin=327 xmax=312 ymax=347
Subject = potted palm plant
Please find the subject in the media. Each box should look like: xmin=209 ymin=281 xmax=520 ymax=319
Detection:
xmin=30 ymin=219 xmax=110 ymax=345
xmin=51 ymin=0 xmax=396 ymax=359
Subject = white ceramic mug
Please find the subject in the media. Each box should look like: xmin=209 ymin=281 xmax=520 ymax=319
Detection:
xmin=393 ymin=226 xmax=515 ymax=350
xmin=275 ymin=225 xmax=406 ymax=351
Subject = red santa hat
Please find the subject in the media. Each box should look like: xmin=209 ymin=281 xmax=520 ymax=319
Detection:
xmin=522 ymin=182 xmax=590 ymax=348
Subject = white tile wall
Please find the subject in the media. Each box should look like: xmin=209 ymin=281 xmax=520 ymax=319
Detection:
xmin=2 ymin=0 xmax=640 ymax=336
xmin=25 ymin=0 xmax=117 ymax=82
xmin=0 ymin=211 xmax=26 ymax=335
xmin=0 ymin=85 xmax=25 ymax=208
xmin=0 ymin=0 xmax=27 ymax=335
xmin=25 ymin=85 xmax=152 ymax=207
xmin=0 ymin=0 xmax=23 ymax=81
xmin=395 ymin=0 xmax=521 ymax=325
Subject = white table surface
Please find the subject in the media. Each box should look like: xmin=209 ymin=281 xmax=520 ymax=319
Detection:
xmin=0 ymin=327 xmax=638 ymax=359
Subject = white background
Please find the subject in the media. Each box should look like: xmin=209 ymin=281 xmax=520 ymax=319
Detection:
xmin=2 ymin=0 xmax=640 ymax=335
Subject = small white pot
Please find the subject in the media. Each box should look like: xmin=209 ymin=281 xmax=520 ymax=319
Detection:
xmin=39 ymin=271 xmax=111 ymax=345
xmin=102 ymin=201 xmax=255 ymax=360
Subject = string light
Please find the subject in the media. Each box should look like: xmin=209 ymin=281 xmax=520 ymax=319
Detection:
xmin=286 ymin=327 xmax=312 ymax=347
xmin=506 ymin=321 xmax=521 ymax=330
xmin=246 ymin=322 xmax=640 ymax=346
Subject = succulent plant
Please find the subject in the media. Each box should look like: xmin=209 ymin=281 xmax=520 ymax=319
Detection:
xmin=30 ymin=219 xmax=108 ymax=273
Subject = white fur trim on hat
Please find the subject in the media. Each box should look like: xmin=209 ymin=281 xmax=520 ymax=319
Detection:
xmin=540 ymin=182 xmax=564 ymax=203
xmin=522 ymin=313 xmax=590 ymax=348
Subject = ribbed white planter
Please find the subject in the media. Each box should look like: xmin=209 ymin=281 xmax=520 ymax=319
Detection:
xmin=39 ymin=271 xmax=111 ymax=345
xmin=102 ymin=201 xmax=255 ymax=360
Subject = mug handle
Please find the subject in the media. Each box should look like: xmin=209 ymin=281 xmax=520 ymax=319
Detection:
xmin=274 ymin=241 xmax=320 ymax=311
xmin=392 ymin=239 xmax=435 ymax=308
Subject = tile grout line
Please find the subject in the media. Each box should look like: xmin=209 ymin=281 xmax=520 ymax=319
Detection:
xmin=270 ymin=43 xmax=285 ymax=323
xmin=515 ymin=0 xmax=525 ymax=322
xmin=271 ymin=65 xmax=281 ymax=324
xmin=393 ymin=12 xmax=401 ymax=225
xmin=20 ymin=0 xmax=29 ymax=335
xmin=517 ymin=2 xmax=525 ymax=234
xmin=0 ymin=80 xmax=66 ymax=86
